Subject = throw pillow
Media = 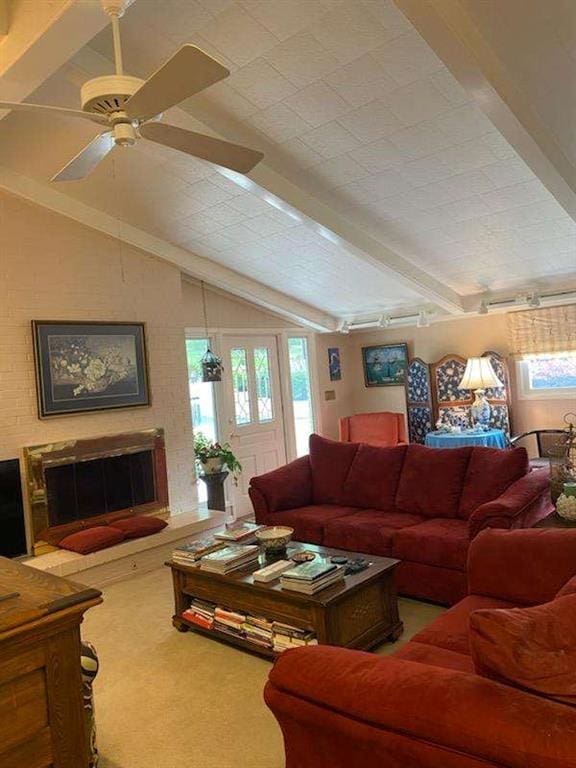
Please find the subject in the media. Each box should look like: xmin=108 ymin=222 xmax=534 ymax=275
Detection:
xmin=470 ymin=594 xmax=576 ymax=707
xmin=60 ymin=526 xmax=125 ymax=554
xmin=109 ymin=515 xmax=168 ymax=539
xmin=557 ymin=575 xmax=576 ymax=598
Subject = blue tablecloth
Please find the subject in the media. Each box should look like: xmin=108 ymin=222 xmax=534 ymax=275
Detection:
xmin=425 ymin=429 xmax=507 ymax=449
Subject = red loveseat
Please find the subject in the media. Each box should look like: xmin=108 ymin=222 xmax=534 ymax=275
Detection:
xmin=249 ymin=434 xmax=552 ymax=605
xmin=265 ymin=529 xmax=576 ymax=768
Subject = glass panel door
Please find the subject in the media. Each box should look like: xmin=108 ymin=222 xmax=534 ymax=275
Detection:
xmin=221 ymin=335 xmax=287 ymax=519
xmin=288 ymin=337 xmax=315 ymax=457
xmin=185 ymin=338 xmax=218 ymax=504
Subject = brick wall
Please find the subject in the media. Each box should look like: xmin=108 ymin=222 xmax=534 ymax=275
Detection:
xmin=0 ymin=192 xmax=196 ymax=513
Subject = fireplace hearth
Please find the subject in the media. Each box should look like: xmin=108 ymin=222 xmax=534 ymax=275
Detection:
xmin=24 ymin=428 xmax=169 ymax=555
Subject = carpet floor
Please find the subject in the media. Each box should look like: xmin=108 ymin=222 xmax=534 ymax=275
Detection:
xmin=82 ymin=567 xmax=444 ymax=768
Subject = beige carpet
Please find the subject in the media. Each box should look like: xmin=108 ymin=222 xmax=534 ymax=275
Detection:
xmin=82 ymin=568 xmax=444 ymax=768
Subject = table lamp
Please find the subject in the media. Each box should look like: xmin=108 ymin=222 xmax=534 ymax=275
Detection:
xmin=458 ymin=357 xmax=503 ymax=427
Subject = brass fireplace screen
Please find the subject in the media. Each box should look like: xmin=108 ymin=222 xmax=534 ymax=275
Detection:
xmin=23 ymin=428 xmax=169 ymax=555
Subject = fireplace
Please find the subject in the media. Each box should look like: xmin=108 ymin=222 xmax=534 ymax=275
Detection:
xmin=23 ymin=428 xmax=169 ymax=555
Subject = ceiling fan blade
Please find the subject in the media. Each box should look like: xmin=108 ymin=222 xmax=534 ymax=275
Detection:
xmin=0 ymin=101 xmax=108 ymax=125
xmin=140 ymin=122 xmax=264 ymax=174
xmin=124 ymin=45 xmax=229 ymax=120
xmin=51 ymin=132 xmax=115 ymax=182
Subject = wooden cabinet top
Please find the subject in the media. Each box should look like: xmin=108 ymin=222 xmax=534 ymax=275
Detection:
xmin=0 ymin=556 xmax=102 ymax=636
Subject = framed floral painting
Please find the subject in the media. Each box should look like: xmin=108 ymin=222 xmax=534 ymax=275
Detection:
xmin=32 ymin=321 xmax=150 ymax=417
xmin=362 ymin=343 xmax=408 ymax=387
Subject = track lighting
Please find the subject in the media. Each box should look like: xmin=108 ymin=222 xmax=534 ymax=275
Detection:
xmin=378 ymin=315 xmax=391 ymax=328
xmin=417 ymin=310 xmax=430 ymax=328
xmin=479 ymin=299 xmax=489 ymax=315
xmin=339 ymin=321 xmax=350 ymax=335
xmin=528 ymin=292 xmax=541 ymax=308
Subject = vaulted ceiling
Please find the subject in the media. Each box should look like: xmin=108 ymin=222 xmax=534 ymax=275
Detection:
xmin=0 ymin=0 xmax=575 ymax=330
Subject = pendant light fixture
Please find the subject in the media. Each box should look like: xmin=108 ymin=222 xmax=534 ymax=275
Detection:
xmin=200 ymin=281 xmax=223 ymax=382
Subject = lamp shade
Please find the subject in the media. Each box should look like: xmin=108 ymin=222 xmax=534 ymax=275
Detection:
xmin=459 ymin=357 xmax=503 ymax=390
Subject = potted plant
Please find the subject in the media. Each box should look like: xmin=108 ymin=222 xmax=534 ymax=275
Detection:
xmin=194 ymin=432 xmax=242 ymax=484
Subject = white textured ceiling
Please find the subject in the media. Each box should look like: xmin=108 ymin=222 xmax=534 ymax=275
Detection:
xmin=0 ymin=0 xmax=574 ymax=321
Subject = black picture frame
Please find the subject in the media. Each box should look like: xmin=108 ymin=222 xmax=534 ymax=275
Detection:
xmin=362 ymin=343 xmax=408 ymax=387
xmin=32 ymin=320 xmax=151 ymax=418
xmin=328 ymin=347 xmax=342 ymax=381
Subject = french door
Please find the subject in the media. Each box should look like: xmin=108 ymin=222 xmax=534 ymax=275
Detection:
xmin=221 ymin=335 xmax=287 ymax=518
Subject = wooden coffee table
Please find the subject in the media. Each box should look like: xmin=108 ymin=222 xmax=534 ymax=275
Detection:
xmin=166 ymin=542 xmax=403 ymax=658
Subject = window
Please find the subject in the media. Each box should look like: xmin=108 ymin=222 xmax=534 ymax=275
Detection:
xmin=517 ymin=351 xmax=576 ymax=399
xmin=186 ymin=338 xmax=217 ymax=503
xmin=254 ymin=347 xmax=273 ymax=422
xmin=231 ymin=347 xmax=251 ymax=425
xmin=288 ymin=337 xmax=314 ymax=457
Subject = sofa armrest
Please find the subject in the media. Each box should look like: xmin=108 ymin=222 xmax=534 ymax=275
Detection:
xmin=468 ymin=468 xmax=551 ymax=539
xmin=249 ymin=456 xmax=312 ymax=517
xmin=468 ymin=528 xmax=576 ymax=605
xmin=266 ymin=647 xmax=576 ymax=768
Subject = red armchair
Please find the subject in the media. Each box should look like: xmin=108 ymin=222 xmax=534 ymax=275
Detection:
xmin=265 ymin=529 xmax=576 ymax=768
xmin=339 ymin=412 xmax=407 ymax=447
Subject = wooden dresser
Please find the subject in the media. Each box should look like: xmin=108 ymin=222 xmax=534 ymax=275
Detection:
xmin=0 ymin=556 xmax=102 ymax=768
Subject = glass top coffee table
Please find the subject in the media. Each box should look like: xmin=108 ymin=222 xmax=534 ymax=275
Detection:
xmin=166 ymin=541 xmax=403 ymax=658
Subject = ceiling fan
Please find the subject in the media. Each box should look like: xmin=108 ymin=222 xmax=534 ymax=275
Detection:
xmin=0 ymin=0 xmax=264 ymax=182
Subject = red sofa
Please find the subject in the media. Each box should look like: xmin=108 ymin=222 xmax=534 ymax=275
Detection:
xmin=249 ymin=434 xmax=552 ymax=605
xmin=265 ymin=529 xmax=576 ymax=768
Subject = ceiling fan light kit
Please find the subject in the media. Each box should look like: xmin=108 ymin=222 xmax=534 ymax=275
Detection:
xmin=1 ymin=0 xmax=263 ymax=182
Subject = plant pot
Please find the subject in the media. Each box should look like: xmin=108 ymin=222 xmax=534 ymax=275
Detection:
xmin=200 ymin=457 xmax=224 ymax=475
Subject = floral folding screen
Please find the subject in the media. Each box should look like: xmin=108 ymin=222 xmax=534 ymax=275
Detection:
xmin=405 ymin=351 xmax=512 ymax=441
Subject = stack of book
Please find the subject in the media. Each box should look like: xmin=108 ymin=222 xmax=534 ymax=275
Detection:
xmin=243 ymin=615 xmax=274 ymax=649
xmin=182 ymin=598 xmax=215 ymax=630
xmin=200 ymin=544 xmax=260 ymax=574
xmin=172 ymin=537 xmax=228 ymax=566
xmin=214 ymin=607 xmax=246 ymax=638
xmin=280 ymin=561 xmax=345 ymax=595
xmin=214 ymin=522 xmax=265 ymax=545
xmin=180 ymin=600 xmax=319 ymax=653
xmin=272 ymin=622 xmax=318 ymax=653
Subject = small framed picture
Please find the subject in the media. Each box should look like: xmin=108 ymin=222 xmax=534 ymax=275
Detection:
xmin=32 ymin=320 xmax=151 ymax=418
xmin=328 ymin=347 xmax=342 ymax=381
xmin=362 ymin=343 xmax=408 ymax=387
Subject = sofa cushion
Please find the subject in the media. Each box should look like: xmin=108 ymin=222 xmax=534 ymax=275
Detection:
xmin=458 ymin=446 xmax=529 ymax=519
xmin=557 ymin=575 xmax=576 ymax=598
xmin=395 ymin=444 xmax=472 ymax=519
xmin=271 ymin=504 xmax=361 ymax=544
xmin=323 ymin=510 xmax=423 ymax=556
xmin=393 ymin=518 xmax=470 ymax=571
xmin=250 ymin=456 xmax=312 ymax=512
xmin=309 ymin=434 xmax=359 ymax=505
xmin=394 ymin=641 xmax=475 ymax=673
xmin=59 ymin=526 xmax=125 ymax=554
xmin=412 ymin=594 xmax=517 ymax=655
xmin=109 ymin=515 xmax=167 ymax=539
xmin=470 ymin=595 xmax=576 ymax=707
xmin=342 ymin=444 xmax=407 ymax=511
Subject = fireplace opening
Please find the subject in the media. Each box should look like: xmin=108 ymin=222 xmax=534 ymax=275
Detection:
xmin=45 ymin=450 xmax=156 ymax=527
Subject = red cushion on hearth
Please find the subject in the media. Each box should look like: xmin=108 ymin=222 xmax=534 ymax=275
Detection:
xmin=109 ymin=516 xmax=168 ymax=539
xmin=59 ymin=526 xmax=125 ymax=554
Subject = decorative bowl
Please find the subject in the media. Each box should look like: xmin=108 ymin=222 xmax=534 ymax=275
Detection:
xmin=255 ymin=526 xmax=294 ymax=551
